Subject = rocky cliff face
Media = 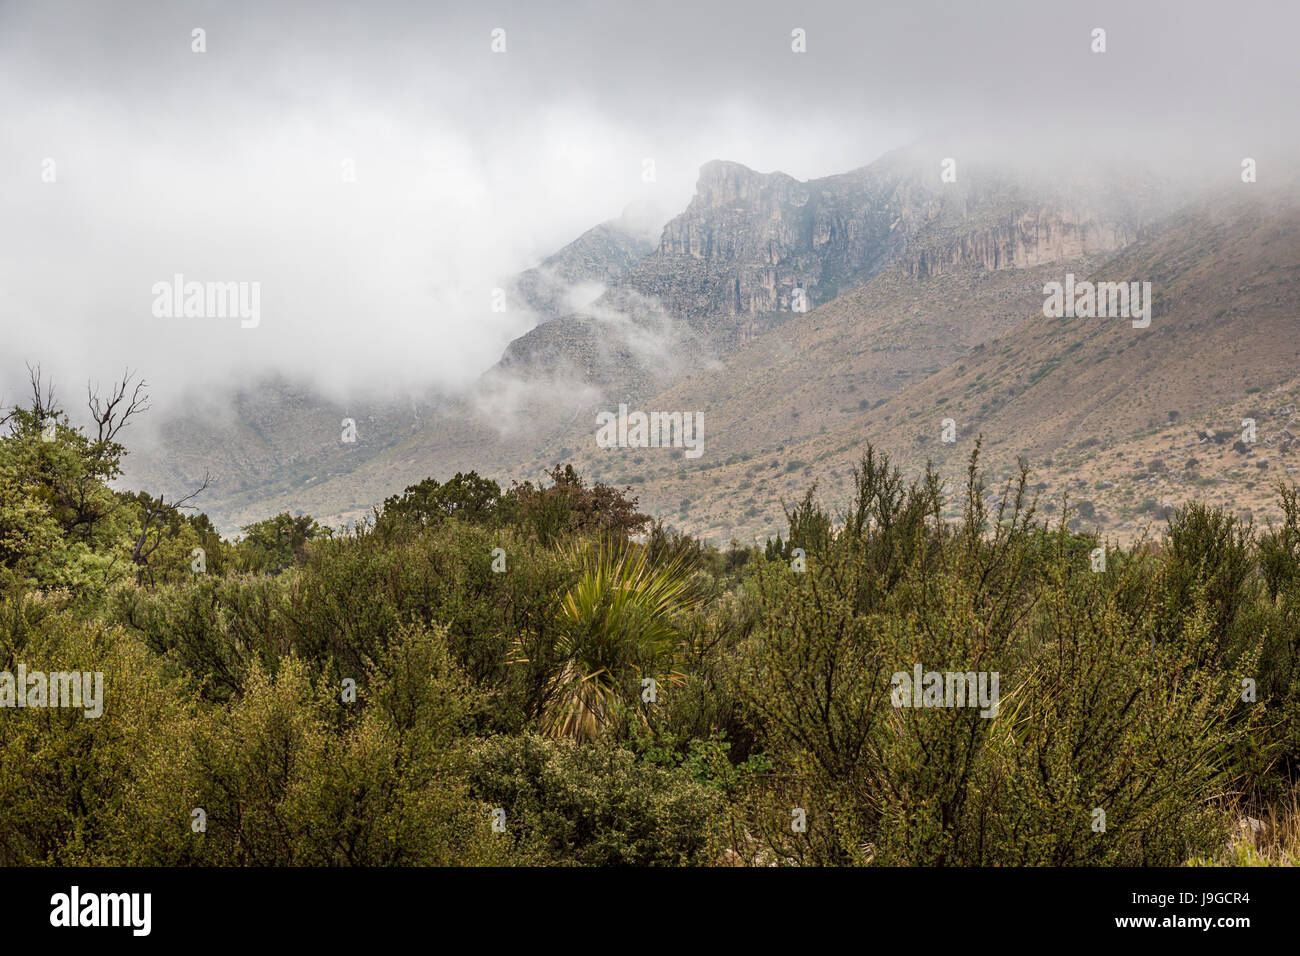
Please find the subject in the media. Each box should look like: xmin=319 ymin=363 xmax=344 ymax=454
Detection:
xmin=510 ymin=218 xmax=657 ymax=321
xmin=490 ymin=149 xmax=1159 ymax=405
xmin=622 ymin=159 xmax=904 ymax=333
xmin=614 ymin=152 xmax=1149 ymax=341
xmin=900 ymin=206 xmax=1140 ymax=280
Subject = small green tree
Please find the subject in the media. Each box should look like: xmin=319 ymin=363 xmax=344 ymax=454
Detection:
xmin=235 ymin=512 xmax=329 ymax=573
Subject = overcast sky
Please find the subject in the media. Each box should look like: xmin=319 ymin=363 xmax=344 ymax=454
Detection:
xmin=2 ymin=0 xmax=1297 ymax=408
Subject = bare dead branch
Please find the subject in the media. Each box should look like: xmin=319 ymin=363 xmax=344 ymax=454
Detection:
xmin=88 ymin=369 xmax=151 ymax=445
xmin=131 ymin=474 xmax=212 ymax=579
xmin=25 ymin=362 xmax=58 ymax=423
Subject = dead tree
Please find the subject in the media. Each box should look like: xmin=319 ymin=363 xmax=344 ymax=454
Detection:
xmin=131 ymin=474 xmax=211 ymax=585
xmin=8 ymin=366 xmax=155 ymax=544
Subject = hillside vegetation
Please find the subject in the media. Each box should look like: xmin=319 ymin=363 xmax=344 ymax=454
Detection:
xmin=4 ymin=380 xmax=1299 ymax=865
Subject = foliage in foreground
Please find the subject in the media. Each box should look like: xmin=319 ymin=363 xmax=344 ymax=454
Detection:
xmin=3 ymin=380 xmax=1300 ymax=865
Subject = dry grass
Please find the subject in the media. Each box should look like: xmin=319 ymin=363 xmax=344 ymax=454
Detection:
xmin=1189 ymin=790 xmax=1300 ymax=866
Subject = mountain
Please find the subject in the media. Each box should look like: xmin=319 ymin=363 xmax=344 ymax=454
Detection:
xmin=563 ymin=190 xmax=1300 ymax=545
xmin=493 ymin=149 xmax=1152 ymax=396
xmin=126 ymin=147 xmax=1260 ymax=541
xmin=123 ymin=377 xmax=445 ymax=531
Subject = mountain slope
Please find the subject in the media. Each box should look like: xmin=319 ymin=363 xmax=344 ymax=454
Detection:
xmin=604 ymin=191 xmax=1300 ymax=544
xmin=123 ymin=150 xmax=1173 ymax=535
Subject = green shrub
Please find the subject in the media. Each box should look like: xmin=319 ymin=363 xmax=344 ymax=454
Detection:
xmin=735 ymin=447 xmax=1256 ymax=865
xmin=466 ymin=733 xmax=721 ymax=865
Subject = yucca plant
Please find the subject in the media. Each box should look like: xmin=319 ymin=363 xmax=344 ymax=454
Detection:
xmin=536 ymin=540 xmax=699 ymax=742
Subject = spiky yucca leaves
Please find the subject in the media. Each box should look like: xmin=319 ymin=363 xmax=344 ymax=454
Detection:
xmin=540 ymin=541 xmax=699 ymax=742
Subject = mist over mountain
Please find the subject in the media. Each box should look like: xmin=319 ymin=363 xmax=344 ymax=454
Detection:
xmin=116 ymin=142 xmax=1296 ymax=539
xmin=5 ymin=0 xmax=1298 ymax=403
xmin=2 ymin=0 xmax=1299 ymax=538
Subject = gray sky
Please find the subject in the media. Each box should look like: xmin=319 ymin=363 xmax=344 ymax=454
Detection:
xmin=2 ymin=0 xmax=1296 ymax=406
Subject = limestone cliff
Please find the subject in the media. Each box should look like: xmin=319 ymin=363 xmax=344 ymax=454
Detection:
xmin=498 ymin=149 xmax=1153 ymax=393
xmin=901 ymin=206 xmax=1139 ymax=280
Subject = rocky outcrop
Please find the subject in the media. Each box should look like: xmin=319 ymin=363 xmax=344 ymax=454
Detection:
xmin=617 ymin=152 xmax=1151 ymax=335
xmin=622 ymin=159 xmax=904 ymax=326
xmin=510 ymin=217 xmax=657 ymax=321
xmin=901 ymin=207 xmax=1139 ymax=280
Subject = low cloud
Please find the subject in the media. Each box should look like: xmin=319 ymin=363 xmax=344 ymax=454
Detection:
xmin=2 ymin=0 xmax=1296 ymax=414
